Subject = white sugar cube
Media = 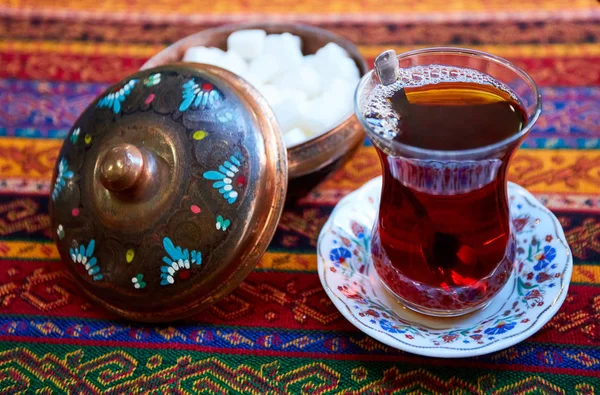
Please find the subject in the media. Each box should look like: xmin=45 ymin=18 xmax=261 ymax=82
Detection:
xmin=293 ymin=99 xmax=328 ymax=137
xmin=297 ymin=79 xmax=354 ymax=137
xmin=265 ymin=32 xmax=302 ymax=51
xmin=322 ymin=78 xmax=355 ymax=122
xmin=326 ymin=78 xmax=356 ymax=107
xmin=303 ymin=54 xmax=316 ymax=64
xmin=257 ymin=84 xmax=282 ymax=106
xmin=279 ymin=87 xmax=308 ymax=103
xmin=313 ymin=43 xmax=360 ymax=82
xmin=298 ymin=65 xmax=322 ymax=97
xmin=227 ymin=29 xmax=266 ymax=60
xmin=249 ymin=53 xmax=281 ymax=84
xmin=316 ymin=42 xmax=348 ymax=60
xmin=275 ymin=64 xmax=321 ymax=98
xmin=283 ymin=127 xmax=308 ymax=147
xmin=182 ymin=46 xmax=225 ymax=66
xmin=263 ymin=33 xmax=303 ymax=72
xmin=220 ymin=50 xmax=249 ymax=76
xmin=336 ymin=57 xmax=361 ymax=83
xmin=272 ymin=98 xmax=306 ymax=133
xmin=298 ymin=110 xmax=330 ymax=137
xmin=239 ymin=72 xmax=263 ymax=90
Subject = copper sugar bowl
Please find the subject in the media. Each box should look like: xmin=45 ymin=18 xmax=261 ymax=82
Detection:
xmin=49 ymin=64 xmax=287 ymax=322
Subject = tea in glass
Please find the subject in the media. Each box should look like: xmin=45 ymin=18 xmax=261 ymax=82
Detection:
xmin=356 ymin=49 xmax=541 ymax=316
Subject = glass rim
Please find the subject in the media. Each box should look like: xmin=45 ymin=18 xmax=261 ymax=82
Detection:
xmin=354 ymin=47 xmax=542 ymax=159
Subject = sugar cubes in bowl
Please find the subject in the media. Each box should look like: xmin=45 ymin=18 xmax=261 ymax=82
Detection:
xmin=141 ymin=23 xmax=368 ymax=178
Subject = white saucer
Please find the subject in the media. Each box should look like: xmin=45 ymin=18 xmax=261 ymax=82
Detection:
xmin=317 ymin=177 xmax=572 ymax=358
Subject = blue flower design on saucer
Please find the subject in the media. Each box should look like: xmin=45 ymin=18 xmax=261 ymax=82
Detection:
xmin=70 ymin=240 xmax=102 ymax=281
xmin=380 ymin=319 xmax=405 ymax=334
xmin=483 ymin=321 xmax=516 ymax=336
xmin=203 ymin=153 xmax=243 ymax=204
xmin=52 ymin=158 xmax=74 ymax=201
xmin=97 ymin=79 xmax=138 ymax=114
xmin=160 ymin=237 xmax=202 ymax=286
xmin=330 ymin=247 xmax=352 ymax=267
xmin=533 ymin=245 xmax=557 ymax=271
xmin=179 ymin=79 xmax=222 ymax=111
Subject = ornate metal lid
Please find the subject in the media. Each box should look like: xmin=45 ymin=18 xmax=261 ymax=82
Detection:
xmin=49 ymin=64 xmax=287 ymax=322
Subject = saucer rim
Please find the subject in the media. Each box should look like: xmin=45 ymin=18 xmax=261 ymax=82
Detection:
xmin=317 ymin=177 xmax=573 ymax=358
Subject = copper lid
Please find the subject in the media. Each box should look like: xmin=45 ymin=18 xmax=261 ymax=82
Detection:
xmin=49 ymin=64 xmax=287 ymax=322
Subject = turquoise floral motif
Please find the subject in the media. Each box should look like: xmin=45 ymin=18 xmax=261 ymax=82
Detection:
xmin=97 ymin=79 xmax=138 ymax=114
xmin=216 ymin=215 xmax=231 ymax=231
xmin=70 ymin=128 xmax=80 ymax=144
xmin=143 ymin=73 xmax=161 ymax=87
xmin=52 ymin=158 xmax=74 ymax=201
xmin=179 ymin=80 xmax=222 ymax=111
xmin=203 ymin=153 xmax=243 ymax=204
xmin=131 ymin=274 xmax=146 ymax=289
xmin=70 ymin=240 xmax=102 ymax=281
xmin=160 ymin=237 xmax=202 ymax=286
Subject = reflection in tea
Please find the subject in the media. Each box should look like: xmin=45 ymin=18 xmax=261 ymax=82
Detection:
xmin=363 ymin=65 xmax=528 ymax=314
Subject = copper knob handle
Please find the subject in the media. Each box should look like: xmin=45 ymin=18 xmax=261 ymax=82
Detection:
xmin=99 ymin=144 xmax=145 ymax=192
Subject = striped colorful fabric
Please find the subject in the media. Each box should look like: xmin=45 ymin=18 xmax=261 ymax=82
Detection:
xmin=1 ymin=1 xmax=600 ymax=393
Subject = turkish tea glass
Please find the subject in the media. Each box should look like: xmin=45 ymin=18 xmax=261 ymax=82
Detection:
xmin=355 ymin=48 xmax=542 ymax=316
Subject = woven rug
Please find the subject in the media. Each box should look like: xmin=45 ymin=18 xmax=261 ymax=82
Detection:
xmin=1 ymin=0 xmax=600 ymax=393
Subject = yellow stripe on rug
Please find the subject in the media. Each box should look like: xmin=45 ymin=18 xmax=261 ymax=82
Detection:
xmin=3 ymin=40 xmax=600 ymax=59
xmin=0 ymin=40 xmax=163 ymax=58
xmin=0 ymin=138 xmax=63 ymax=180
xmin=0 ymin=241 xmax=59 ymax=260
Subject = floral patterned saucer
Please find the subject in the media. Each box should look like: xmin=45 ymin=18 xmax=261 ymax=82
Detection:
xmin=318 ymin=177 xmax=572 ymax=358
